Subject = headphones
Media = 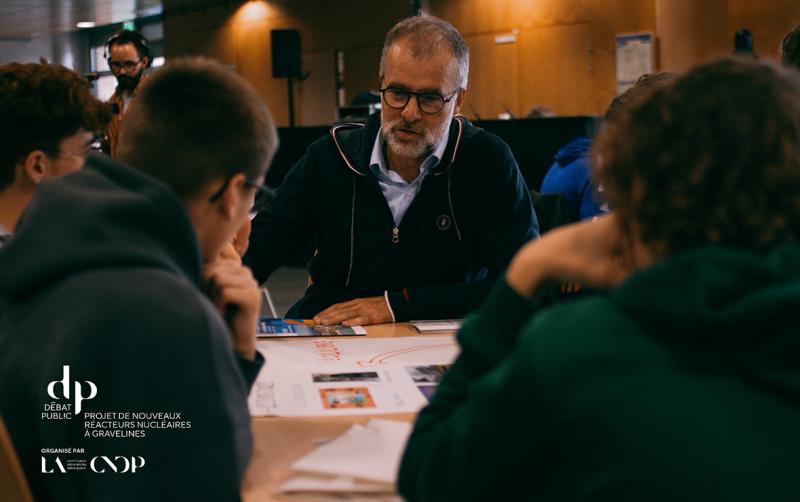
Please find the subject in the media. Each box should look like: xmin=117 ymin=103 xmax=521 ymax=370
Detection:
xmin=104 ymin=29 xmax=152 ymax=68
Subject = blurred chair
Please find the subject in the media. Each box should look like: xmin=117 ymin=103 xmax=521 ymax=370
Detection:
xmin=0 ymin=416 xmax=33 ymax=502
xmin=530 ymin=190 xmax=577 ymax=234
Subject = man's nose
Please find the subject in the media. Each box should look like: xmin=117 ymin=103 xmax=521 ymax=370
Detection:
xmin=401 ymin=95 xmax=422 ymax=122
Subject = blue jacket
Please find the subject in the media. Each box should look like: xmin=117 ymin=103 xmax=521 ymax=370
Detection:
xmin=245 ymin=113 xmax=538 ymax=321
xmin=540 ymin=137 xmax=604 ymax=220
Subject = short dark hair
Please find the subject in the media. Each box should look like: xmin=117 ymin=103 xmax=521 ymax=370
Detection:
xmin=782 ymin=23 xmax=800 ymax=69
xmin=116 ymin=57 xmax=278 ymax=200
xmin=594 ymin=58 xmax=800 ymax=257
xmin=0 ymin=63 xmax=112 ymax=190
xmin=380 ymin=15 xmax=470 ymax=89
xmin=106 ymin=29 xmax=151 ymax=62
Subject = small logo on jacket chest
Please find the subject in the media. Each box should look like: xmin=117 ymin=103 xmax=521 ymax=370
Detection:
xmin=436 ymin=214 xmax=452 ymax=231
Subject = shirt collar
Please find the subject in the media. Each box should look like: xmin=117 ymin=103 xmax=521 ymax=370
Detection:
xmin=369 ymin=124 xmax=450 ymax=179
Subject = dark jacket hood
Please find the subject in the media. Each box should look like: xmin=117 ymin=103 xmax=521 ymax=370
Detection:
xmin=614 ymin=244 xmax=800 ymax=397
xmin=554 ymin=137 xmax=592 ymax=167
xmin=0 ymin=155 xmax=201 ymax=303
xmin=329 ymin=112 xmax=480 ymax=176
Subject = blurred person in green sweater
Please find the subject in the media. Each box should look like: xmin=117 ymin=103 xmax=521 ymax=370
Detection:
xmin=399 ymin=57 xmax=800 ymax=502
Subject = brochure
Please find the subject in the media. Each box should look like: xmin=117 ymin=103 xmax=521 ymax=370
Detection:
xmin=257 ymin=317 xmax=367 ymax=338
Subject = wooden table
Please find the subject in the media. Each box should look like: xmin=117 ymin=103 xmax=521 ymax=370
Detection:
xmin=242 ymin=323 xmax=447 ymax=502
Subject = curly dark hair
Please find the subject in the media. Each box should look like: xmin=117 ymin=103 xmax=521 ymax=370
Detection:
xmin=594 ymin=57 xmax=800 ymax=257
xmin=0 ymin=63 xmax=112 ymax=190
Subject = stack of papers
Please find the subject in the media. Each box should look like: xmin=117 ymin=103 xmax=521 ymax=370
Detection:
xmin=278 ymin=419 xmax=412 ymax=497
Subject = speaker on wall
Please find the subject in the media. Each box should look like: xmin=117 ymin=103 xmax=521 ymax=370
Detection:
xmin=271 ymin=29 xmax=301 ymax=78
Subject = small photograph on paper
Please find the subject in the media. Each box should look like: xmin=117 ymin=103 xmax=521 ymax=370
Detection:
xmin=319 ymin=387 xmax=376 ymax=409
xmin=312 ymin=371 xmax=380 ymax=383
xmin=405 ymin=364 xmax=450 ymax=383
xmin=416 ymin=385 xmax=438 ymax=402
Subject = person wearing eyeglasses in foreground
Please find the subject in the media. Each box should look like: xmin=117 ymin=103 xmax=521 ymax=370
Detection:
xmin=0 ymin=62 xmax=111 ymax=248
xmin=399 ymin=57 xmax=800 ymax=501
xmin=0 ymin=58 xmax=278 ymax=500
xmin=104 ymin=29 xmax=152 ymax=157
xmin=245 ymin=14 xmax=537 ymax=326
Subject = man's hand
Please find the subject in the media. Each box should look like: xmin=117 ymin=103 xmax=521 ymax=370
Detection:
xmin=314 ymin=296 xmax=392 ymax=326
xmin=506 ymin=213 xmax=637 ymax=298
xmin=203 ymin=256 xmax=261 ymax=360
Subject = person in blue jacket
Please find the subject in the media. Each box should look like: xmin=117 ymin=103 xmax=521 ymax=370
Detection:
xmin=541 ymin=73 xmax=677 ymax=221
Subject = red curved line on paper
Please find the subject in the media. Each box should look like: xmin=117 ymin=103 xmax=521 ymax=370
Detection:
xmin=355 ymin=344 xmax=453 ymax=367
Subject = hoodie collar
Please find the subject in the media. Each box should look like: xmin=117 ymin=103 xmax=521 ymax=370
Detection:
xmin=368 ymin=125 xmax=449 ymax=180
xmin=0 ymin=155 xmax=202 ymax=301
xmin=613 ymin=243 xmax=800 ymax=338
xmin=331 ymin=112 xmax=470 ymax=177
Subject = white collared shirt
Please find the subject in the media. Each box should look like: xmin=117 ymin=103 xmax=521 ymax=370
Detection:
xmin=369 ymin=128 xmax=449 ymax=226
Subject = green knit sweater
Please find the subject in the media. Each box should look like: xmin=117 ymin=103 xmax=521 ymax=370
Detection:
xmin=399 ymin=244 xmax=800 ymax=501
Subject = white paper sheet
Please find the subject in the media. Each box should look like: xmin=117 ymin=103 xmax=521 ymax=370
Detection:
xmin=277 ymin=420 xmax=412 ymax=497
xmin=293 ymin=420 xmax=411 ymax=483
xmin=249 ymin=336 xmax=458 ymax=417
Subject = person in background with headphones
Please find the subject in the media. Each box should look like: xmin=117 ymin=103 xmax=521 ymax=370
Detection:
xmin=104 ymin=29 xmax=151 ymax=157
xmin=0 ymin=62 xmax=111 ymax=248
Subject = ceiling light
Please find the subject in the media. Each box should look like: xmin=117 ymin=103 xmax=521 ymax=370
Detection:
xmin=76 ymin=21 xmax=96 ymax=29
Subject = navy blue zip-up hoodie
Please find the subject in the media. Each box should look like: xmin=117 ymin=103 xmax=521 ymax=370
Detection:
xmin=245 ymin=112 xmax=538 ymax=321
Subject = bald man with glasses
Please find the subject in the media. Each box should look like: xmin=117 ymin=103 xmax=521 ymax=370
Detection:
xmin=245 ymin=14 xmax=537 ymax=325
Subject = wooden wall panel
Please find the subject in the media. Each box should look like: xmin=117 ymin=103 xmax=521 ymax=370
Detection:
xmin=162 ymin=0 xmax=800 ymax=125
xmin=517 ymin=23 xmax=593 ymax=116
xmin=584 ymin=0 xmax=655 ymax=112
xmin=342 ymin=45 xmax=382 ymax=106
xmin=432 ymin=0 xmax=654 ymax=115
xmin=461 ymin=32 xmax=519 ymax=120
xmin=656 ymin=0 xmax=729 ymax=73
xmin=299 ymin=50 xmax=337 ymax=126
xmin=432 ymin=0 xmax=518 ymax=35
xmin=727 ymin=0 xmax=800 ymax=61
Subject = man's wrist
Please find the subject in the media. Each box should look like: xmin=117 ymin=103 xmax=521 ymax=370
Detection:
xmin=386 ymin=290 xmax=411 ymax=322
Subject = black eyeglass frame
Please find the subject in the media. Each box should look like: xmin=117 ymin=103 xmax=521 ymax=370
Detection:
xmin=379 ymin=86 xmax=460 ymax=114
xmin=208 ymin=174 xmax=272 ymax=216
xmin=107 ymin=57 xmax=144 ymax=72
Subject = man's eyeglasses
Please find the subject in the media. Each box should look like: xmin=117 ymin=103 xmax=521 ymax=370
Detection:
xmin=108 ymin=58 xmax=143 ymax=72
xmin=380 ymin=87 xmax=460 ymax=114
xmin=208 ymin=175 xmax=274 ymax=217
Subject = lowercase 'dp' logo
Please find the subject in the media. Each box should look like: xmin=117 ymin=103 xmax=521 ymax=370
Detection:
xmin=47 ymin=365 xmax=97 ymax=415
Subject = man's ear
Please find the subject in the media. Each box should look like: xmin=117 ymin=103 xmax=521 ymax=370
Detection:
xmin=22 ymin=150 xmax=48 ymax=185
xmin=454 ymin=88 xmax=466 ymax=115
xmin=217 ymin=172 xmax=248 ymax=220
